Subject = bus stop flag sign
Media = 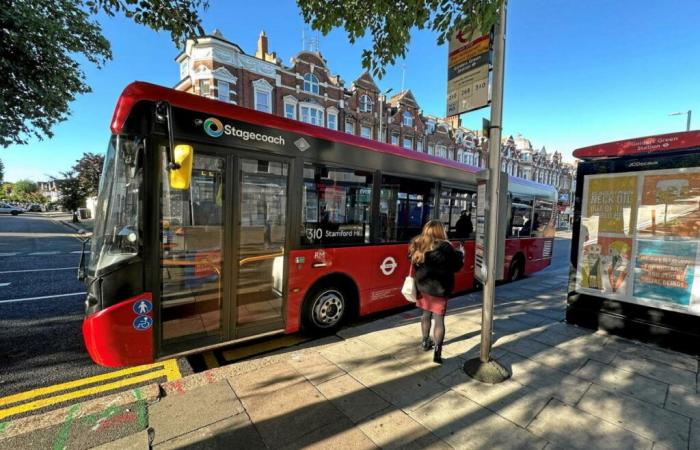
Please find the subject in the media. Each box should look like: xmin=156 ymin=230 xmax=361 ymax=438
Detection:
xmin=447 ymin=31 xmax=491 ymax=116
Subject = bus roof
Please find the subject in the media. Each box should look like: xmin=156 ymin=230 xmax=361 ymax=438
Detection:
xmin=573 ymin=130 xmax=700 ymax=160
xmin=112 ymin=81 xmax=555 ymax=197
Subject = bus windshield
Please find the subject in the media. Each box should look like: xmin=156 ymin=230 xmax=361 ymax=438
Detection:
xmin=89 ymin=136 xmax=143 ymax=272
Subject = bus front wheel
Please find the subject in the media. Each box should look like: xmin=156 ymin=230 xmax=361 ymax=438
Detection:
xmin=509 ymin=255 xmax=525 ymax=281
xmin=302 ymin=284 xmax=349 ymax=334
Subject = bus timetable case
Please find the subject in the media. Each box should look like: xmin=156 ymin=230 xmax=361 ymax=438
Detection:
xmin=567 ymin=131 xmax=700 ymax=355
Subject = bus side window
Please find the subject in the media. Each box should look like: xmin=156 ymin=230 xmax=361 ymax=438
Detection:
xmin=510 ymin=196 xmax=534 ymax=238
xmin=533 ymin=198 xmax=555 ymax=237
xmin=380 ymin=175 xmax=435 ymax=243
xmin=440 ymin=187 xmax=475 ymax=239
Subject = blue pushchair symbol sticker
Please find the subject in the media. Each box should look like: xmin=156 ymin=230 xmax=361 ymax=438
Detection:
xmin=133 ymin=315 xmax=153 ymax=331
xmin=133 ymin=299 xmax=153 ymax=315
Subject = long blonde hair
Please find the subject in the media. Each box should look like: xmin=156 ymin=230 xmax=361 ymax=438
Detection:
xmin=409 ymin=220 xmax=448 ymax=265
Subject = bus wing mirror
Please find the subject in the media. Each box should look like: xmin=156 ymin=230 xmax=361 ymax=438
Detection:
xmin=170 ymin=145 xmax=194 ymax=190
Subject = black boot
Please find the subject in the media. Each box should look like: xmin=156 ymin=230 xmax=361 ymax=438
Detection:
xmin=433 ymin=344 xmax=443 ymax=364
xmin=421 ymin=337 xmax=434 ymax=351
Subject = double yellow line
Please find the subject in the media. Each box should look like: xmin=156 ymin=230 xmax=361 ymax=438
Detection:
xmin=0 ymin=360 xmax=181 ymax=420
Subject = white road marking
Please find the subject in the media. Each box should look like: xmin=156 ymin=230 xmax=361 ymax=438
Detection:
xmin=0 ymin=253 xmax=18 ymax=257
xmin=0 ymin=292 xmax=86 ymax=305
xmin=0 ymin=267 xmax=79 ymax=274
xmin=0 ymin=283 xmax=10 ymax=287
xmin=70 ymin=251 xmax=88 ymax=254
xmin=28 ymin=251 xmax=61 ymax=255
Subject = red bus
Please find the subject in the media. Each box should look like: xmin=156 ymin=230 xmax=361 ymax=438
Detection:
xmin=82 ymin=82 xmax=556 ymax=367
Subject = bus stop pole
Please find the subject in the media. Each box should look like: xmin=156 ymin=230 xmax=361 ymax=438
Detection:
xmin=464 ymin=0 xmax=511 ymax=384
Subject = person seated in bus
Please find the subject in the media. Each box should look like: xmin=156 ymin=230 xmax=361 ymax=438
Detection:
xmin=519 ymin=214 xmax=531 ymax=237
xmin=454 ymin=210 xmax=473 ymax=238
xmin=530 ymin=213 xmax=540 ymax=236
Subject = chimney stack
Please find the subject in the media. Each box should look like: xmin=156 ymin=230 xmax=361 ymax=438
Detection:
xmin=256 ymin=30 xmax=268 ymax=60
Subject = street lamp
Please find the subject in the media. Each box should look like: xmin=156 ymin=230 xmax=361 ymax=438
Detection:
xmin=669 ymin=110 xmax=692 ymax=131
xmin=378 ymin=88 xmax=393 ymax=143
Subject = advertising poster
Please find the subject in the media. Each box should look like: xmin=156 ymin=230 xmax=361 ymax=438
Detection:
xmin=585 ymin=175 xmax=638 ymax=235
xmin=638 ymin=172 xmax=700 ymax=237
xmin=579 ymin=236 xmax=633 ymax=295
xmin=633 ymin=240 xmax=697 ymax=306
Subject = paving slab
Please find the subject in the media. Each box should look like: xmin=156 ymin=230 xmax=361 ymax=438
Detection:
xmin=92 ymin=430 xmax=150 ymax=449
xmin=528 ymin=399 xmax=653 ymax=450
xmin=410 ymin=390 xmax=547 ymax=450
xmin=278 ymin=417 xmax=378 ymax=450
xmin=577 ymin=384 xmax=690 ymax=450
xmin=287 ymin=350 xmax=346 ymax=386
xmin=623 ymin=345 xmax=698 ymax=373
xmin=575 ymin=359 xmax=669 ymax=406
xmin=316 ymin=374 xmax=390 ymax=423
xmin=366 ymin=368 xmax=446 ymax=412
xmin=358 ymin=408 xmax=444 ymax=450
xmin=237 ymin=377 xmax=349 ymax=449
xmin=691 ymin=420 xmax=700 ymax=450
xmin=149 ymin=381 xmax=243 ymax=446
xmin=320 ymin=339 xmax=386 ymax=372
xmin=496 ymin=336 xmax=553 ymax=359
xmin=225 ymin=360 xmax=306 ymax=398
xmin=611 ymin=353 xmax=697 ymax=388
xmin=498 ymin=351 xmax=591 ymax=405
xmin=665 ymin=384 xmax=700 ymax=420
xmin=153 ymin=413 xmax=266 ymax=450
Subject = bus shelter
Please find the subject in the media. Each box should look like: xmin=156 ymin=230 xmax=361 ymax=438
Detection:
xmin=567 ymin=131 xmax=700 ymax=355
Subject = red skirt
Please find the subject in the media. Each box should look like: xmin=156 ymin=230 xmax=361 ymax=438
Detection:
xmin=417 ymin=293 xmax=448 ymax=315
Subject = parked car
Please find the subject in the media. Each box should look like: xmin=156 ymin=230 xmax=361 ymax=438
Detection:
xmin=0 ymin=202 xmax=24 ymax=215
xmin=26 ymin=204 xmax=42 ymax=212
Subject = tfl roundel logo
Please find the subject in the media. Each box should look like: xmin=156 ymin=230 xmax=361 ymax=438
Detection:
xmin=203 ymin=117 xmax=224 ymax=138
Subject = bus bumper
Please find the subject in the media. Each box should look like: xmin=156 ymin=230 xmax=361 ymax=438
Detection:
xmin=82 ymin=293 xmax=154 ymax=367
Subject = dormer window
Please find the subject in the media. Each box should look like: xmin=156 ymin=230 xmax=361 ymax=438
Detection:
xmin=359 ymin=95 xmax=373 ymax=113
xmin=303 ymin=73 xmax=320 ymax=94
xmin=402 ymin=112 xmax=413 ymax=127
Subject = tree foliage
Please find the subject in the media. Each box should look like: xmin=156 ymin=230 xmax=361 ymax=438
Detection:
xmin=1 ymin=0 xmax=207 ymax=147
xmin=0 ymin=181 xmax=47 ymax=204
xmin=0 ymin=158 xmax=4 ymax=183
xmin=73 ymin=152 xmax=105 ymax=196
xmin=55 ymin=171 xmax=88 ymax=222
xmin=12 ymin=179 xmax=38 ymax=195
xmin=296 ymin=0 xmax=502 ymax=77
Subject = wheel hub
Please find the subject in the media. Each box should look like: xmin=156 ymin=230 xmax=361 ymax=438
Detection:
xmin=313 ymin=291 xmax=344 ymax=327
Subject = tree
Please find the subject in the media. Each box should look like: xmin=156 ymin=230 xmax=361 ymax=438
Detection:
xmin=1 ymin=0 xmax=207 ymax=147
xmin=73 ymin=152 xmax=105 ymax=197
xmin=56 ymin=171 xmax=88 ymax=222
xmin=12 ymin=179 xmax=38 ymax=196
xmin=296 ymin=0 xmax=502 ymax=77
xmin=0 ymin=158 xmax=4 ymax=183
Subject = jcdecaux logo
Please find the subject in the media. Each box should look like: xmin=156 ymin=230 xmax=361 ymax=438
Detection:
xmin=201 ymin=117 xmax=286 ymax=146
xmin=203 ymin=117 xmax=224 ymax=137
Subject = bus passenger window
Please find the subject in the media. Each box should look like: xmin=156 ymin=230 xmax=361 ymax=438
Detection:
xmin=510 ymin=197 xmax=533 ymax=237
xmin=440 ymin=187 xmax=475 ymax=239
xmin=533 ymin=199 xmax=555 ymax=237
xmin=301 ymin=164 xmax=373 ymax=246
xmin=380 ymin=175 xmax=435 ymax=242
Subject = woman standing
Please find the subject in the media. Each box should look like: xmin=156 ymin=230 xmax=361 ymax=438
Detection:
xmin=409 ymin=220 xmax=464 ymax=363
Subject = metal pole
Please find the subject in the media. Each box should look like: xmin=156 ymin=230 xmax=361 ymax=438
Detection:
xmin=464 ymin=0 xmax=510 ymax=384
xmin=480 ymin=0 xmax=507 ymax=363
xmin=687 ymin=110 xmax=692 ymax=132
xmin=379 ymin=97 xmax=384 ymax=141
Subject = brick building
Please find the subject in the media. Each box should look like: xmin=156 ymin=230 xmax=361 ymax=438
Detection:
xmin=175 ymin=30 xmax=572 ymax=196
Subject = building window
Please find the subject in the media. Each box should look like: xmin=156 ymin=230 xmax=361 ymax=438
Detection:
xmin=345 ymin=121 xmax=354 ymax=134
xmin=361 ymin=125 xmax=372 ymax=139
xmin=199 ymin=79 xmax=210 ymax=96
xmin=359 ymin=95 xmax=373 ymax=113
xmin=402 ymin=112 xmax=413 ymax=127
xmin=217 ymin=81 xmax=229 ymax=102
xmin=179 ymin=59 xmax=189 ymax=79
xmin=284 ymin=102 xmax=296 ymax=120
xmin=426 ymin=121 xmax=435 ymax=134
xmin=416 ymin=140 xmax=423 ymax=152
xmin=300 ymin=104 xmax=324 ymax=126
xmin=253 ymin=79 xmax=273 ymax=113
xmin=428 ymin=144 xmax=435 ymax=155
xmin=448 ymin=149 xmax=454 ymax=160
xmin=403 ymin=136 xmax=413 ymax=150
xmin=436 ymin=145 xmax=447 ymax=158
xmin=391 ymin=133 xmax=399 ymax=145
xmin=303 ymin=73 xmax=320 ymax=94
xmin=327 ymin=112 xmax=338 ymax=130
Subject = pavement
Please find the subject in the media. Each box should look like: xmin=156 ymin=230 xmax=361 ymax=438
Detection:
xmin=1 ymin=255 xmax=698 ymax=450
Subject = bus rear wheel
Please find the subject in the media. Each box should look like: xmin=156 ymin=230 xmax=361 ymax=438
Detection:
xmin=302 ymin=284 xmax=348 ymax=334
xmin=509 ymin=255 xmax=525 ymax=281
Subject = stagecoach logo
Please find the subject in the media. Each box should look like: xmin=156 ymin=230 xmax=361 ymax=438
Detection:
xmin=628 ymin=160 xmax=658 ymax=168
xmin=200 ymin=117 xmax=286 ymax=145
xmin=380 ymin=256 xmax=398 ymax=276
xmin=294 ymin=138 xmax=310 ymax=152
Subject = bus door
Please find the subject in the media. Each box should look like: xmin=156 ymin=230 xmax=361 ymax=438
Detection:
xmin=159 ymin=149 xmax=290 ymax=355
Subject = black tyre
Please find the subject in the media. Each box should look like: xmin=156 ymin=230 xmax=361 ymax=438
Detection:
xmin=10 ymin=211 xmax=18 ymax=216
xmin=509 ymin=255 xmax=525 ymax=281
xmin=302 ymin=283 xmax=349 ymax=334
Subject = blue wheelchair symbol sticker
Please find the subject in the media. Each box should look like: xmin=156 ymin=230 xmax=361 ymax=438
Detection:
xmin=133 ymin=315 xmax=153 ymax=331
xmin=133 ymin=299 xmax=153 ymax=315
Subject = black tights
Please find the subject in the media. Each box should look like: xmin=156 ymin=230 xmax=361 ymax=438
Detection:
xmin=421 ymin=310 xmax=445 ymax=347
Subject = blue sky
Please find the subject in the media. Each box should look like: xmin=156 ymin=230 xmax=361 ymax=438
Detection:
xmin=2 ymin=0 xmax=699 ymax=182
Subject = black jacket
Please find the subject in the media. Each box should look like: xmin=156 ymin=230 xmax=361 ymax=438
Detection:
xmin=413 ymin=241 xmax=464 ymax=297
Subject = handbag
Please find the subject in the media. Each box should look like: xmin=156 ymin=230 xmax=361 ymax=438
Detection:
xmin=401 ymin=263 xmax=418 ymax=303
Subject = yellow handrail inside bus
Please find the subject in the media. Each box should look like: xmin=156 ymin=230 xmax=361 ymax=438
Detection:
xmin=239 ymin=249 xmax=284 ymax=266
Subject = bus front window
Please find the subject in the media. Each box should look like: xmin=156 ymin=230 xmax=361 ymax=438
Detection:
xmin=89 ymin=136 xmax=143 ymax=272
